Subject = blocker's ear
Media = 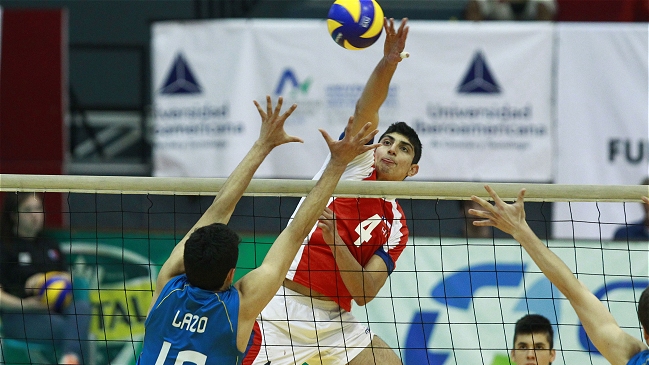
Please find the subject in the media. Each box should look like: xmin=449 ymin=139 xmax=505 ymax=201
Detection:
xmin=406 ymin=164 xmax=419 ymax=178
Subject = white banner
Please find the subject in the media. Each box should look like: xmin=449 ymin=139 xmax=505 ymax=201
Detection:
xmin=152 ymin=20 xmax=554 ymax=181
xmin=355 ymin=237 xmax=648 ymax=365
xmin=553 ymin=23 xmax=649 ymax=239
xmin=407 ymin=22 xmax=554 ymax=182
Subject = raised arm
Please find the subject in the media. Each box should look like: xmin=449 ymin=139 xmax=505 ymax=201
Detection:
xmin=234 ymin=118 xmax=380 ymax=347
xmin=469 ymin=186 xmax=647 ymax=365
xmin=151 ymin=96 xmax=300 ymax=309
xmin=351 ymin=17 xmax=409 ymax=135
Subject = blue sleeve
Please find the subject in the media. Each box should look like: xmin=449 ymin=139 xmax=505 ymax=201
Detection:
xmin=627 ymin=350 xmax=649 ymax=365
xmin=374 ymin=247 xmax=395 ymax=275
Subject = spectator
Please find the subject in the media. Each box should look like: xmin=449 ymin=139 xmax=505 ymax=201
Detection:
xmin=0 ymin=192 xmax=92 ymax=364
xmin=465 ymin=0 xmax=557 ymax=20
xmin=613 ymin=177 xmax=649 ymax=242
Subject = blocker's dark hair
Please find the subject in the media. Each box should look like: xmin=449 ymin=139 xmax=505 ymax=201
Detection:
xmin=184 ymin=223 xmax=240 ymax=290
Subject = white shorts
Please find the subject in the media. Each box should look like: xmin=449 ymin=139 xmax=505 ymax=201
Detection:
xmin=244 ymin=286 xmax=374 ymax=365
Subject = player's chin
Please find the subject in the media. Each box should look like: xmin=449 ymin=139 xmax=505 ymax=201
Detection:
xmin=377 ymin=169 xmax=406 ymax=182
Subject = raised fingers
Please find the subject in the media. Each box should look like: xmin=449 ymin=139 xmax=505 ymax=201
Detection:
xmin=267 ymin=95 xmax=274 ymax=116
xmin=484 ymin=185 xmax=505 ymax=206
xmin=396 ymin=18 xmax=408 ymax=36
xmin=254 ymin=99 xmax=266 ymax=119
xmin=280 ymin=103 xmax=298 ymax=120
xmin=273 ymin=96 xmax=284 ymax=116
xmin=516 ymin=188 xmax=527 ymax=206
xmin=383 ymin=17 xmax=393 ymax=34
xmin=471 ymin=194 xmax=494 ymax=213
xmin=354 ymin=121 xmax=379 ymax=144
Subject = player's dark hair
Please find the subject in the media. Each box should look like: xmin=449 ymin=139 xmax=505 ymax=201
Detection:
xmin=514 ymin=314 xmax=554 ymax=349
xmin=379 ymin=122 xmax=422 ymax=164
xmin=638 ymin=286 xmax=649 ymax=332
xmin=184 ymin=223 xmax=240 ymax=291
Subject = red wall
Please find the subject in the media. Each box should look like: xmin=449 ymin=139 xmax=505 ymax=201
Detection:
xmin=558 ymin=0 xmax=649 ymax=22
xmin=0 ymin=9 xmax=68 ymax=227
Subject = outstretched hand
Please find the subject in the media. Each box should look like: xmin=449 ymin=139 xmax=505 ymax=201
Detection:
xmin=468 ymin=185 xmax=529 ymax=238
xmin=319 ymin=116 xmax=380 ymax=167
xmin=383 ymin=17 xmax=409 ymax=64
xmin=643 ymin=196 xmax=649 ymax=205
xmin=254 ymin=95 xmax=302 ymax=150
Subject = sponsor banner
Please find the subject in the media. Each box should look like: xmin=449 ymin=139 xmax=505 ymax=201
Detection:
xmin=63 ymin=241 xmax=162 ymax=365
xmin=355 ymin=237 xmax=647 ymax=365
xmin=553 ymin=23 xmax=649 ymax=239
xmin=405 ymin=22 xmax=554 ymax=182
xmin=152 ymin=20 xmax=553 ymax=181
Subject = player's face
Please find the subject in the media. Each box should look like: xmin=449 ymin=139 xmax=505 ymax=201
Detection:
xmin=374 ymin=132 xmax=418 ymax=181
xmin=510 ymin=332 xmax=556 ymax=365
xmin=14 ymin=195 xmax=44 ymax=240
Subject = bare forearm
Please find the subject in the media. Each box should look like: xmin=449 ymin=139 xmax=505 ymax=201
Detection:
xmin=0 ymin=289 xmax=40 ymax=311
xmin=353 ymin=58 xmax=398 ymax=132
xmin=0 ymin=290 xmax=22 ymax=308
xmin=208 ymin=141 xmax=272 ymax=220
xmin=513 ymin=226 xmax=585 ymax=300
xmin=330 ymin=244 xmax=379 ymax=305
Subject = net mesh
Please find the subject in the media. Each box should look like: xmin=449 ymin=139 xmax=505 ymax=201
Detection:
xmin=0 ymin=174 xmax=647 ymax=365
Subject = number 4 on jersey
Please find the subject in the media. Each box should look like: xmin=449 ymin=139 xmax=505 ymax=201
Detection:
xmin=353 ymin=214 xmax=381 ymax=246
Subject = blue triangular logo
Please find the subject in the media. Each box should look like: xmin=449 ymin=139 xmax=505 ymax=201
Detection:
xmin=457 ymin=51 xmax=501 ymax=94
xmin=160 ymin=53 xmax=202 ymax=95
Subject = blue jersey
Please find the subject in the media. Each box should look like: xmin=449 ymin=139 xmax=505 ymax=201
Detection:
xmin=629 ymin=350 xmax=649 ymax=365
xmin=137 ymin=275 xmax=246 ymax=365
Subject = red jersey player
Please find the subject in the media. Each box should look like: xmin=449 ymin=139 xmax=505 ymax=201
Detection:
xmin=244 ymin=18 xmax=421 ymax=365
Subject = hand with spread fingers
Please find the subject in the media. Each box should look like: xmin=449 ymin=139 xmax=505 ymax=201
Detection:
xmin=468 ymin=185 xmax=530 ymax=239
xmin=253 ymin=95 xmax=302 ymax=151
xmin=383 ymin=17 xmax=409 ymax=64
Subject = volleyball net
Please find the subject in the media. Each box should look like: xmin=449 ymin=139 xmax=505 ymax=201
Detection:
xmin=0 ymin=174 xmax=647 ymax=365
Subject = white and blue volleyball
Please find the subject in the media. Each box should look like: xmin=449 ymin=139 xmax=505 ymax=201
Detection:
xmin=327 ymin=0 xmax=384 ymax=50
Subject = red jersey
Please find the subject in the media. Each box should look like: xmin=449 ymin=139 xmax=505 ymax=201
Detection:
xmin=286 ymin=150 xmax=409 ymax=312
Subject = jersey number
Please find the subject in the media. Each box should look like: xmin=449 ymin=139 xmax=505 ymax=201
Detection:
xmin=353 ymin=214 xmax=381 ymax=246
xmin=155 ymin=341 xmax=207 ymax=365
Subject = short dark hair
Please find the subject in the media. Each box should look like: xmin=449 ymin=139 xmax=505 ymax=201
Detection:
xmin=514 ymin=314 xmax=554 ymax=349
xmin=379 ymin=122 xmax=422 ymax=164
xmin=183 ymin=223 xmax=240 ymax=291
xmin=638 ymin=286 xmax=649 ymax=332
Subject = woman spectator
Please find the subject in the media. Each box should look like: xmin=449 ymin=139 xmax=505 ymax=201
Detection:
xmin=0 ymin=192 xmax=92 ymax=364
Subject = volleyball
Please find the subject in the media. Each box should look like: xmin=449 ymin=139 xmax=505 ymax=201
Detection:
xmin=38 ymin=273 xmax=73 ymax=313
xmin=327 ymin=0 xmax=384 ymax=50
